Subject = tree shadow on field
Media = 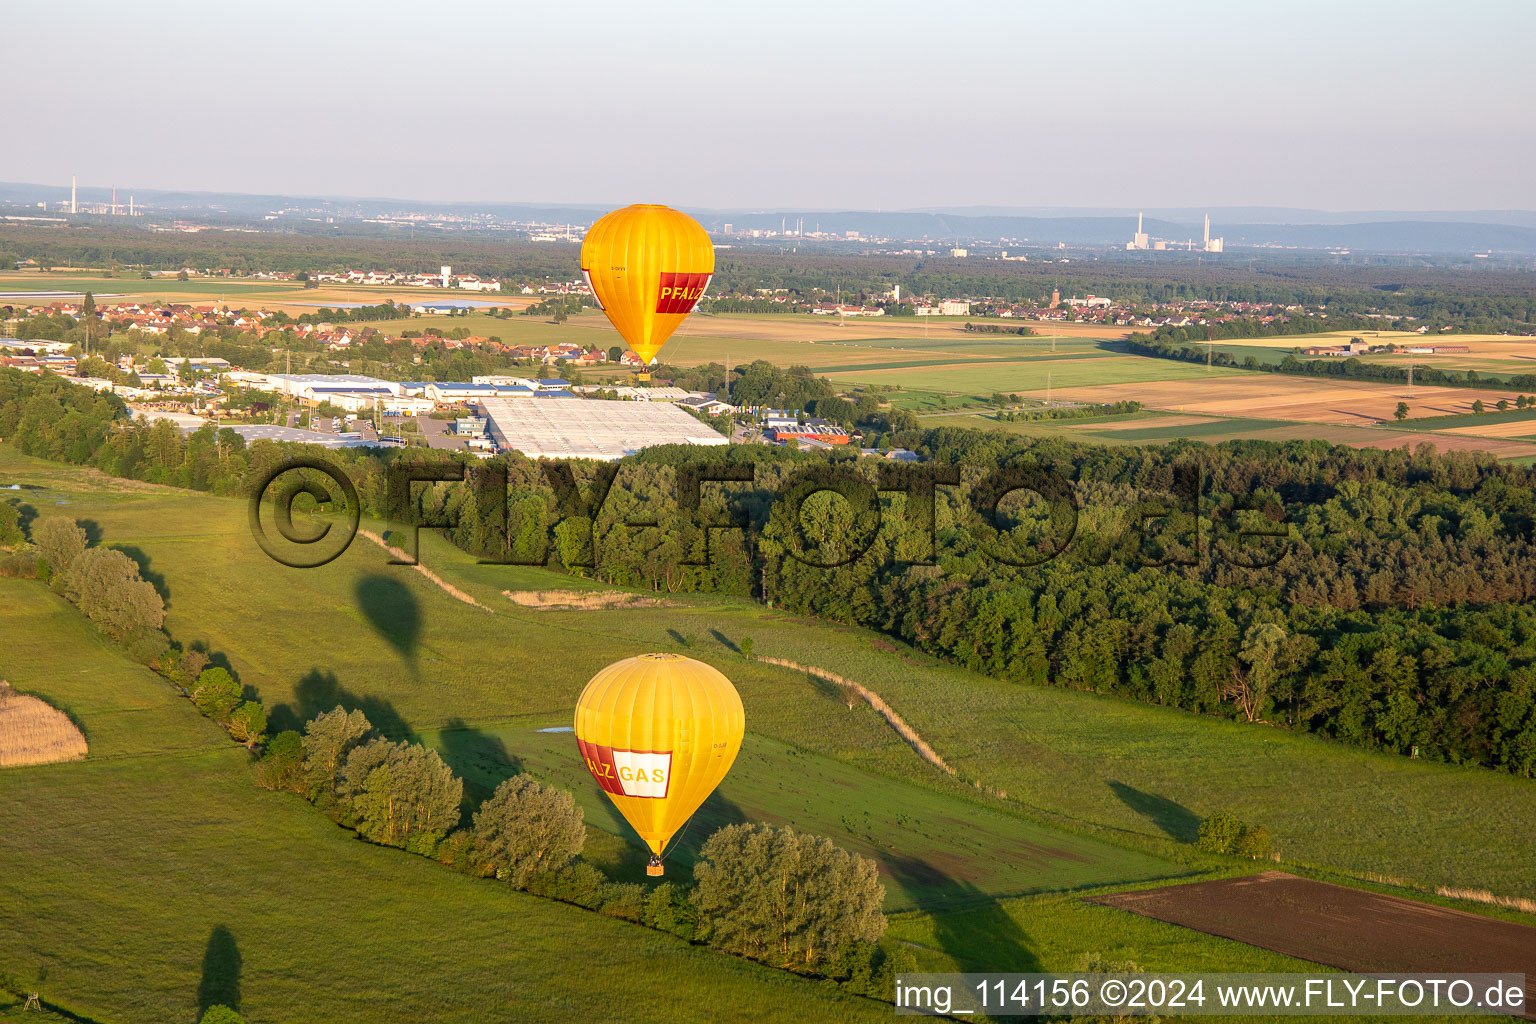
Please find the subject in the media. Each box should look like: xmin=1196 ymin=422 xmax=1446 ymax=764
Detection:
xmin=74 ymin=517 xmax=104 ymax=546
xmin=265 ymin=667 xmax=417 ymax=741
xmin=666 ymin=628 xmax=693 ymax=648
xmin=435 ymin=717 xmax=522 ymax=812
xmin=5 ymin=498 xmax=37 ymax=536
xmin=886 ymin=854 xmax=1040 ymax=972
xmin=355 ymin=573 xmax=421 ymax=671
xmin=197 ymin=925 xmax=241 ymax=1016
xmin=1107 ymin=780 xmax=1201 ymax=843
xmin=111 ymin=544 xmax=170 ymax=604
xmin=709 ymin=629 xmax=740 ymax=654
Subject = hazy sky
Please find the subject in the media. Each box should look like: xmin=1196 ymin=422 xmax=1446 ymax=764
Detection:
xmin=10 ymin=0 xmax=1535 ymax=210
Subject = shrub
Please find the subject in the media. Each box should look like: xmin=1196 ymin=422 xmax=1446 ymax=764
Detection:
xmin=227 ymin=701 xmax=268 ymax=745
xmin=435 ymin=829 xmax=477 ymax=872
xmin=599 ymin=882 xmax=645 ymax=921
xmin=692 ymin=823 xmax=886 ymax=967
xmin=255 ymin=730 xmax=305 ymax=791
xmin=192 ymin=667 xmax=242 ymax=722
xmin=641 ymin=881 xmax=694 ymax=938
xmin=1233 ymin=824 xmax=1274 ymax=859
xmin=171 ymin=647 xmax=211 ymax=689
xmin=122 ymin=628 xmax=170 ymax=667
xmin=0 ymin=502 xmax=22 ymax=548
xmin=1197 ymin=811 xmax=1272 ymax=858
xmin=199 ymin=1006 xmax=244 ymax=1024
xmin=31 ymin=515 xmax=85 ymax=586
xmin=0 ymin=552 xmax=37 ymax=578
xmin=1195 ymin=811 xmax=1245 ymax=854
xmin=472 ymin=775 xmax=586 ymax=888
xmin=536 ymin=862 xmax=606 ymax=909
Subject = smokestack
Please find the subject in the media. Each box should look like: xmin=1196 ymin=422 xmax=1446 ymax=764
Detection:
xmin=112 ymin=185 xmax=118 ymax=216
xmin=1137 ymin=211 xmax=1143 ymax=234
xmin=1204 ymin=214 xmax=1210 ymax=247
xmin=71 ymin=176 xmax=77 ymax=214
xmin=130 ymin=195 xmax=135 ymax=216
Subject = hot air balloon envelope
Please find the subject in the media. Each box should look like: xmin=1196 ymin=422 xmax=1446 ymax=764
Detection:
xmin=580 ymin=205 xmax=715 ymax=377
xmin=574 ymin=653 xmax=744 ymax=874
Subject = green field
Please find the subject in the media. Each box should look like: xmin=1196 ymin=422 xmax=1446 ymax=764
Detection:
xmin=0 ymin=580 xmax=893 ymax=1024
xmin=5 ymin=445 xmax=1536 ymax=1022
xmin=420 ymin=719 xmax=1177 ymax=910
xmin=1088 ymin=417 xmax=1291 ymax=441
xmin=829 ymin=356 xmax=1251 ymax=395
xmin=5 ymin=447 xmax=1533 ymax=898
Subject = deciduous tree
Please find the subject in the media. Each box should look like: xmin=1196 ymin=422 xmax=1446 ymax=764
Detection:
xmin=692 ymin=823 xmax=885 ymax=967
xmin=471 ymin=775 xmax=585 ymax=887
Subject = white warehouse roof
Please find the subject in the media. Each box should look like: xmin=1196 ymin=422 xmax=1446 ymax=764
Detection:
xmin=479 ymin=397 xmax=729 ymax=461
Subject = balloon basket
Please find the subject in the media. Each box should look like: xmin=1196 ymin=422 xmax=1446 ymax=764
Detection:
xmin=636 ymin=370 xmax=652 ymax=383
xmin=646 ymin=857 xmax=664 ymax=877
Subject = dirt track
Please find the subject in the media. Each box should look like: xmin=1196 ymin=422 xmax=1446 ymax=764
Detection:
xmin=1093 ymin=872 xmax=1536 ymax=1018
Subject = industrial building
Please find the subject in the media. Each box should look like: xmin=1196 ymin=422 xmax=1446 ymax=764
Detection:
xmin=479 ymin=397 xmax=728 ymax=461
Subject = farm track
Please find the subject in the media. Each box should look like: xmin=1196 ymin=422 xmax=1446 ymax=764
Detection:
xmin=754 ymin=656 xmax=954 ymax=776
xmin=357 ymin=529 xmax=490 ymax=611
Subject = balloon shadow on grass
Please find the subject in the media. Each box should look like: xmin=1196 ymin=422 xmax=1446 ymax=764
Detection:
xmin=885 ymin=854 xmax=1040 ymax=972
xmin=197 ymin=925 xmax=241 ymax=1016
xmin=1107 ymin=781 xmax=1201 ymax=843
xmin=355 ymin=574 xmax=421 ymax=672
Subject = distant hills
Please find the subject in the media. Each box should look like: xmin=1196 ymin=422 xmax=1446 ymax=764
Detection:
xmin=3 ymin=181 xmax=1535 ymax=254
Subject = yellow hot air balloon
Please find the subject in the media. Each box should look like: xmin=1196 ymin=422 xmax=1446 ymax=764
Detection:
xmin=574 ymin=653 xmax=744 ymax=876
xmin=581 ymin=204 xmax=715 ymax=381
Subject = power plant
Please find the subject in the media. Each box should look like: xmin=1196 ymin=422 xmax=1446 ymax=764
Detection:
xmin=56 ymin=175 xmax=142 ymax=216
xmin=1127 ymin=212 xmax=1224 ymax=253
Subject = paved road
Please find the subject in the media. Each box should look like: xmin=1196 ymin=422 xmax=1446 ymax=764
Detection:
xmin=416 ymin=415 xmax=467 ymax=450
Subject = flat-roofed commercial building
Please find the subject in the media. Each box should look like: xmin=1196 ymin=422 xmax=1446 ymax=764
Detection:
xmin=479 ymin=397 xmax=729 ymax=461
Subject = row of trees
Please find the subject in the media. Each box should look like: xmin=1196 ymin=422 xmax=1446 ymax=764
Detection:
xmin=4 ymin=511 xmax=276 ymax=751
xmin=997 ymin=400 xmax=1143 ymax=422
xmin=28 ymin=515 xmax=166 ymax=658
xmin=1125 ymin=334 xmax=1536 ymax=391
xmin=254 ymin=705 xmax=897 ymax=984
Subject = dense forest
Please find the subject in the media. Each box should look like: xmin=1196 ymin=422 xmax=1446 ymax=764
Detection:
xmin=5 ymin=367 xmax=1536 ymax=777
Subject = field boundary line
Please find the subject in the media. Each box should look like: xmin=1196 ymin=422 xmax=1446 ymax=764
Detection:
xmin=755 ymin=656 xmax=954 ymax=776
xmin=357 ymin=529 xmax=491 ymax=612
